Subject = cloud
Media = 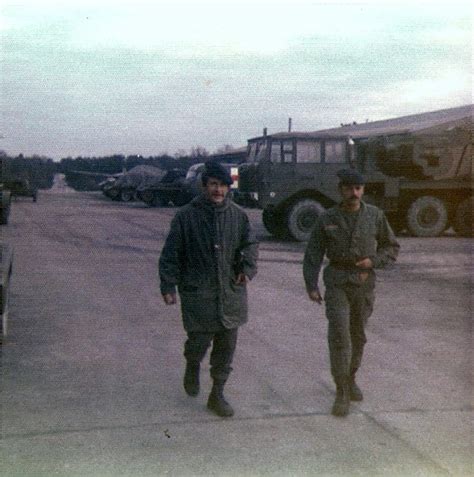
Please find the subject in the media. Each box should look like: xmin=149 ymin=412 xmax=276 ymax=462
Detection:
xmin=1 ymin=1 xmax=471 ymax=158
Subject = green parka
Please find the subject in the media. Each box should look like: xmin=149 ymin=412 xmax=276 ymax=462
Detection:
xmin=159 ymin=194 xmax=258 ymax=332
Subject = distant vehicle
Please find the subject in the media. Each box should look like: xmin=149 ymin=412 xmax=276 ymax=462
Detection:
xmin=100 ymin=176 xmax=122 ymax=200
xmin=101 ymin=166 xmax=166 ymax=202
xmin=1 ymin=179 xmax=37 ymax=202
xmin=238 ymin=105 xmax=473 ymax=240
xmin=136 ymin=168 xmax=188 ymax=206
xmin=0 ymin=188 xmax=12 ymax=225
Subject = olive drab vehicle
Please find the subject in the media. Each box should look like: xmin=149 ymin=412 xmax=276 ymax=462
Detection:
xmin=238 ymin=105 xmax=473 ymax=240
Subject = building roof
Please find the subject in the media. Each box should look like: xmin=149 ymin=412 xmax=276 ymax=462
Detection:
xmin=249 ymin=104 xmax=473 ymax=142
xmin=317 ymin=104 xmax=473 ymax=139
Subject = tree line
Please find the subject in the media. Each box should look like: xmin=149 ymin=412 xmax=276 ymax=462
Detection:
xmin=1 ymin=145 xmax=241 ymax=191
xmin=1 ymin=152 xmax=57 ymax=190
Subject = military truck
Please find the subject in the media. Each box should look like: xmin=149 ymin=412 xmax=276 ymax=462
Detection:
xmin=1 ymin=179 xmax=37 ymax=202
xmin=238 ymin=105 xmax=473 ymax=240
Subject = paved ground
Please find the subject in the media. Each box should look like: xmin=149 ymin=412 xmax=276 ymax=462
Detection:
xmin=1 ymin=188 xmax=472 ymax=476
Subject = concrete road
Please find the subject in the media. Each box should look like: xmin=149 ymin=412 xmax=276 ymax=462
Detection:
xmin=1 ymin=189 xmax=472 ymax=476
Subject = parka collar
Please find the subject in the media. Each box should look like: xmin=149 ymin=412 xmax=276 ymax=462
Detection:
xmin=192 ymin=193 xmax=232 ymax=212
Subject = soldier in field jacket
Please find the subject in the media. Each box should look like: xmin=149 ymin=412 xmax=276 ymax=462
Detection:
xmin=303 ymin=169 xmax=399 ymax=417
xmin=159 ymin=161 xmax=258 ymax=418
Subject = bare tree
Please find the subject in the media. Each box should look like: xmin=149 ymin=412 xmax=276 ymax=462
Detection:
xmin=215 ymin=144 xmax=234 ymax=154
xmin=190 ymin=146 xmax=209 ymax=158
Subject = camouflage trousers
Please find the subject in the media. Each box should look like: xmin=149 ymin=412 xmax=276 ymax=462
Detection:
xmin=324 ymin=279 xmax=375 ymax=382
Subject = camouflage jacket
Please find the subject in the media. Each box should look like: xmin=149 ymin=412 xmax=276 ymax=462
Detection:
xmin=303 ymin=201 xmax=399 ymax=292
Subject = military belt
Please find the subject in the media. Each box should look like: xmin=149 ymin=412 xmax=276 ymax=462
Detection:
xmin=329 ymin=259 xmax=362 ymax=271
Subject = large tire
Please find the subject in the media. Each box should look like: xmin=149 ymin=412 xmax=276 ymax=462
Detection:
xmin=106 ymin=188 xmax=120 ymax=200
xmin=453 ymin=197 xmax=473 ymax=237
xmin=287 ymin=199 xmax=325 ymax=241
xmin=406 ymin=196 xmax=448 ymax=237
xmin=140 ymin=190 xmax=155 ymax=206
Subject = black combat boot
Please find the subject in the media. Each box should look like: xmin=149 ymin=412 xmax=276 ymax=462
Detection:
xmin=349 ymin=375 xmax=363 ymax=401
xmin=207 ymin=381 xmax=234 ymax=417
xmin=183 ymin=362 xmax=200 ymax=397
xmin=331 ymin=379 xmax=350 ymax=417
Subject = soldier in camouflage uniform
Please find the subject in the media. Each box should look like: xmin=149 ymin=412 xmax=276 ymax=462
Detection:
xmin=303 ymin=169 xmax=399 ymax=417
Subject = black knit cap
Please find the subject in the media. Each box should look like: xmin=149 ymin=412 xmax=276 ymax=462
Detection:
xmin=202 ymin=161 xmax=233 ymax=186
xmin=337 ymin=168 xmax=365 ymax=185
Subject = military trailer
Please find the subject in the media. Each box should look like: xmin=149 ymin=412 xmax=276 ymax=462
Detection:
xmin=238 ymin=105 xmax=473 ymax=240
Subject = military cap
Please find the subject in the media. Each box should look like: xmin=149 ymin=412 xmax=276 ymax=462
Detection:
xmin=202 ymin=161 xmax=233 ymax=186
xmin=337 ymin=168 xmax=365 ymax=185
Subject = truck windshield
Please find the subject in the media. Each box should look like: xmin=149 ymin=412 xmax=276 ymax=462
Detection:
xmin=325 ymin=140 xmax=346 ymax=163
xmin=248 ymin=141 xmax=267 ymax=163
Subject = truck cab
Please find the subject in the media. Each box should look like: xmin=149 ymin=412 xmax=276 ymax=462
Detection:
xmin=239 ymin=132 xmax=355 ymax=240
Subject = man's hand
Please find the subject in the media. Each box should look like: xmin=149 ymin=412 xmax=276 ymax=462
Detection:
xmin=355 ymin=257 xmax=373 ymax=269
xmin=234 ymin=273 xmax=248 ymax=285
xmin=308 ymin=290 xmax=323 ymax=304
xmin=162 ymin=293 xmax=177 ymax=305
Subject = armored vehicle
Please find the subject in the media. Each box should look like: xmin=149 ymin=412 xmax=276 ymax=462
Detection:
xmin=136 ymin=168 xmax=188 ymax=206
xmin=102 ymin=165 xmax=166 ymax=202
xmin=238 ymin=105 xmax=473 ymax=240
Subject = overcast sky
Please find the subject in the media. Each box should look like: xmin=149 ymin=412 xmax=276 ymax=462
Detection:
xmin=1 ymin=0 xmax=472 ymax=160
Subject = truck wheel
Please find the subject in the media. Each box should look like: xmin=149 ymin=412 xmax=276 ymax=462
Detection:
xmin=262 ymin=208 xmax=289 ymax=239
xmin=120 ymin=190 xmax=133 ymax=202
xmin=406 ymin=196 xmax=448 ymax=237
xmin=453 ymin=197 xmax=473 ymax=237
xmin=287 ymin=199 xmax=325 ymax=241
xmin=107 ymin=189 xmax=120 ymax=200
xmin=140 ymin=190 xmax=155 ymax=206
